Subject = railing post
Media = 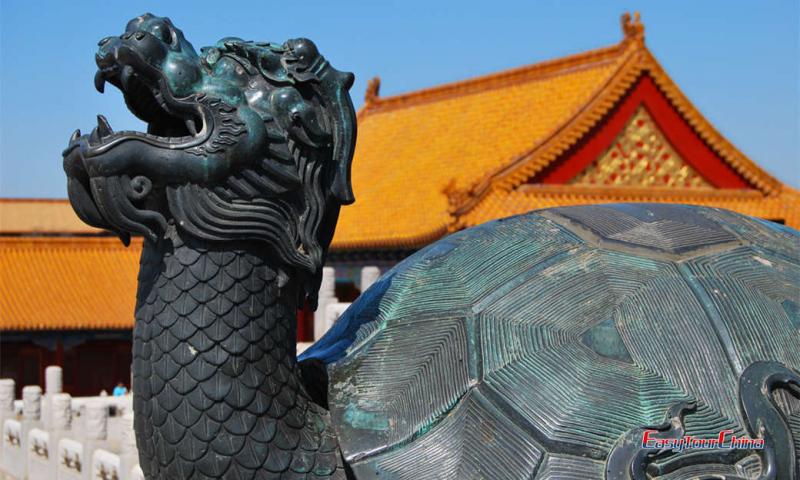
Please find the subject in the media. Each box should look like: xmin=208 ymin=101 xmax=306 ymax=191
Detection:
xmin=0 ymin=378 xmax=14 ymax=456
xmin=324 ymin=302 xmax=352 ymax=335
xmin=84 ymin=399 xmax=109 ymax=479
xmin=0 ymin=379 xmax=14 ymax=418
xmin=85 ymin=400 xmax=108 ymax=442
xmin=19 ymin=385 xmax=42 ymax=479
xmin=22 ymin=385 xmax=42 ymax=424
xmin=51 ymin=393 xmax=72 ymax=435
xmin=120 ymin=407 xmax=139 ymax=480
xmin=0 ymin=379 xmax=18 ymax=477
xmin=360 ymin=266 xmax=381 ymax=292
xmin=314 ymin=266 xmax=339 ymax=339
xmin=44 ymin=365 xmax=64 ymax=431
xmin=46 ymin=366 xmax=63 ymax=396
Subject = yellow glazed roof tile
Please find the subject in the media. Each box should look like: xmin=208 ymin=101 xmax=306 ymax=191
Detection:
xmin=331 ymin=44 xmax=629 ymax=249
xmin=0 ymin=237 xmax=140 ymax=330
xmin=0 ymin=199 xmax=102 ymax=234
xmin=458 ymin=186 xmax=800 ymax=230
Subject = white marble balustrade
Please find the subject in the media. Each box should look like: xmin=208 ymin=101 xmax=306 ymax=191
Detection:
xmin=313 ymin=265 xmax=382 ymax=339
xmin=0 ymin=367 xmax=137 ymax=480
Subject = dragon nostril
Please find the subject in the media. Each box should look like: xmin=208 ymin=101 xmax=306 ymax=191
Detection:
xmin=134 ymin=31 xmax=146 ymax=41
xmin=98 ymin=37 xmax=113 ymax=47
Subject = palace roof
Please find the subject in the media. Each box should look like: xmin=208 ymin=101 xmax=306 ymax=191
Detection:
xmin=332 ymin=12 xmax=799 ymax=248
xmin=0 ymin=198 xmax=103 ymax=235
xmin=0 ymin=237 xmax=139 ymax=330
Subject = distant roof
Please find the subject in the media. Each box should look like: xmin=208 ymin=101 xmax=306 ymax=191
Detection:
xmin=0 ymin=199 xmax=102 ymax=235
xmin=0 ymin=237 xmax=139 ymax=330
xmin=332 ymin=12 xmax=798 ymax=248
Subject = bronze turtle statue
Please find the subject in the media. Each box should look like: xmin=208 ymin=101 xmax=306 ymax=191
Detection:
xmin=304 ymin=203 xmax=800 ymax=479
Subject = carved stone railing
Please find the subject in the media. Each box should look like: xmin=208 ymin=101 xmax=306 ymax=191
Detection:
xmin=0 ymin=367 xmax=135 ymax=480
xmin=313 ymin=265 xmax=381 ymax=339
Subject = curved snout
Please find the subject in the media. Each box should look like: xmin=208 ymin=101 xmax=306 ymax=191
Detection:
xmin=63 ymin=135 xmax=168 ymax=244
xmin=96 ymin=31 xmax=168 ymax=74
xmin=63 ymin=138 xmax=114 ymax=234
xmin=61 ymin=98 xmax=269 ymax=244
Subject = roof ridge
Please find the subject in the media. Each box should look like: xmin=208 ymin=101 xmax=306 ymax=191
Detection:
xmin=0 ymin=198 xmax=71 ymax=204
xmin=515 ymin=184 xmax=765 ymax=198
xmin=454 ymin=185 xmax=800 ymax=230
xmin=0 ymin=237 xmax=140 ymax=248
xmin=362 ymin=41 xmax=630 ymax=115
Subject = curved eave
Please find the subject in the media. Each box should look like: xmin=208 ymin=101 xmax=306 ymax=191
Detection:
xmin=454 ymin=185 xmax=800 ymax=231
xmin=330 ymin=225 xmax=447 ymax=251
xmin=453 ymin=39 xmax=787 ymax=222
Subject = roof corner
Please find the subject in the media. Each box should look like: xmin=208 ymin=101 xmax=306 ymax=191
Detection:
xmin=364 ymin=76 xmax=381 ymax=106
xmin=620 ymin=11 xmax=645 ymax=45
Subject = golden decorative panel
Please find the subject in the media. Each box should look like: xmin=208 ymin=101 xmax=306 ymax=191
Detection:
xmin=571 ymin=106 xmax=710 ymax=188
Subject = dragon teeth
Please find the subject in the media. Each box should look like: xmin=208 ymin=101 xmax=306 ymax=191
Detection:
xmin=94 ymin=70 xmax=106 ymax=93
xmin=96 ymin=115 xmax=113 ymax=138
xmin=185 ymin=118 xmax=198 ymax=136
xmin=120 ymin=65 xmax=134 ymax=91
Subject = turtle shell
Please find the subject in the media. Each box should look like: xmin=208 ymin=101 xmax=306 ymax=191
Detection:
xmin=301 ymin=204 xmax=800 ymax=479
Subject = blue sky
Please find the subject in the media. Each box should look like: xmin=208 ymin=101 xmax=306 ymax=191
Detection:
xmin=1 ymin=0 xmax=797 ymax=197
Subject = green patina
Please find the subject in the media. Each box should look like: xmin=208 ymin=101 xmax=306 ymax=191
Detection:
xmin=580 ymin=317 xmax=634 ymax=364
xmin=344 ymin=404 xmax=390 ymax=431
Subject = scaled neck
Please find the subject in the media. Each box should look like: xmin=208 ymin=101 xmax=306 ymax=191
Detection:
xmin=131 ymin=226 xmax=344 ymax=478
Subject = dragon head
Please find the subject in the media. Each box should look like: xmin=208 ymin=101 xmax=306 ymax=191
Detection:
xmin=63 ymin=14 xmax=356 ymax=298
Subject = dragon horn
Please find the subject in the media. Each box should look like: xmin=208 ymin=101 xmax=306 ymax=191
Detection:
xmin=317 ymin=65 xmax=357 ymax=205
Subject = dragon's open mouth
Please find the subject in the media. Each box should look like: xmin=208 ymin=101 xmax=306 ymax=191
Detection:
xmin=86 ymin=61 xmax=207 ymax=152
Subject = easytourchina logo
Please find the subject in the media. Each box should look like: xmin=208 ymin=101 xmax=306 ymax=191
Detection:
xmin=641 ymin=430 xmax=764 ymax=452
